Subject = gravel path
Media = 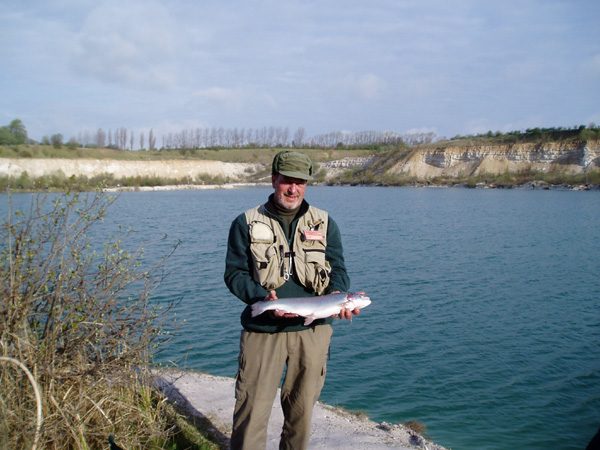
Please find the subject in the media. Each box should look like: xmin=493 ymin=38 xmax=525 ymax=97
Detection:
xmin=157 ymin=371 xmax=448 ymax=450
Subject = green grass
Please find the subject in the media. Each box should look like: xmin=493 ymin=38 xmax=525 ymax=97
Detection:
xmin=0 ymin=144 xmax=373 ymax=164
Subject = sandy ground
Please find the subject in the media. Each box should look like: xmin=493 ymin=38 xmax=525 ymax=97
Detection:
xmin=156 ymin=371 xmax=448 ymax=450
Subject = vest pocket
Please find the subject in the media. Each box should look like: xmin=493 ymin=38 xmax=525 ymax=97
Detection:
xmin=248 ymin=221 xmax=282 ymax=290
xmin=302 ymin=248 xmax=331 ymax=294
xmin=249 ymin=242 xmax=282 ymax=290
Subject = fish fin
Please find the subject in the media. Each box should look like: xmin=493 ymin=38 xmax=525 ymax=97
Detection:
xmin=251 ymin=302 xmax=267 ymax=318
xmin=303 ymin=316 xmax=315 ymax=326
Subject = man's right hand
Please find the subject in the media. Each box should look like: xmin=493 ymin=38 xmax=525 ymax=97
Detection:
xmin=266 ymin=290 xmax=299 ymax=318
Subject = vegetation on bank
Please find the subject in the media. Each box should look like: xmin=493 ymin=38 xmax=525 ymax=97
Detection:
xmin=329 ymin=165 xmax=600 ymax=188
xmin=0 ymin=142 xmax=373 ymax=164
xmin=446 ymin=125 xmax=600 ymax=146
xmin=1 ymin=117 xmax=599 ymax=154
xmin=1 ymin=143 xmax=599 ymax=192
xmin=0 ymin=171 xmax=240 ymax=193
xmin=0 ymin=190 xmax=223 ymax=449
xmin=1 ymin=117 xmax=599 ymax=191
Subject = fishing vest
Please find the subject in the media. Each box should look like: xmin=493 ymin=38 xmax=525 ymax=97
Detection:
xmin=245 ymin=204 xmax=331 ymax=295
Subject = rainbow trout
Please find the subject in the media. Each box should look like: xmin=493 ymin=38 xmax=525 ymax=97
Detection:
xmin=251 ymin=292 xmax=371 ymax=326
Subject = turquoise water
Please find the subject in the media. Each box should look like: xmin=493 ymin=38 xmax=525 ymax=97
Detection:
xmin=4 ymin=187 xmax=599 ymax=449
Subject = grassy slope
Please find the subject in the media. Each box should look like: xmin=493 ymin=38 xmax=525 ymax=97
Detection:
xmin=0 ymin=145 xmax=373 ymax=164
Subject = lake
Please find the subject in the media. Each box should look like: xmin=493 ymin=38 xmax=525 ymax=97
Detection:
xmin=3 ymin=186 xmax=599 ymax=449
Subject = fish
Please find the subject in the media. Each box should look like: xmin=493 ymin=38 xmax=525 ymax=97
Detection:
xmin=251 ymin=292 xmax=371 ymax=326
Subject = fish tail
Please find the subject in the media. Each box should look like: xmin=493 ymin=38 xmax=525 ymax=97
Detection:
xmin=251 ymin=301 xmax=268 ymax=318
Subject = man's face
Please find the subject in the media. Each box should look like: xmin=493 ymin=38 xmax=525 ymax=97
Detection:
xmin=272 ymin=174 xmax=307 ymax=210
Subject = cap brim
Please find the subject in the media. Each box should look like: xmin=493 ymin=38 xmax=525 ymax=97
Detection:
xmin=277 ymin=170 xmax=314 ymax=181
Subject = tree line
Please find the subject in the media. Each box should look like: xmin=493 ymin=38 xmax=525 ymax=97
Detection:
xmin=451 ymin=124 xmax=600 ymax=144
xmin=1 ymin=119 xmax=599 ymax=151
xmin=0 ymin=120 xmax=437 ymax=150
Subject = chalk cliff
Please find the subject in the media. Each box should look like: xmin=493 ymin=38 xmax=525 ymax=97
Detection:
xmin=1 ymin=141 xmax=599 ymax=183
xmin=387 ymin=141 xmax=600 ymax=179
xmin=0 ymin=158 xmax=261 ymax=181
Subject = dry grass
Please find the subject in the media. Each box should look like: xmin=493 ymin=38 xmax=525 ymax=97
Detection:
xmin=402 ymin=420 xmax=427 ymax=435
xmin=0 ymin=190 xmax=187 ymax=449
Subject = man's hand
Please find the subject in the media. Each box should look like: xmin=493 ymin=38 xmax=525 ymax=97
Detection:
xmin=265 ymin=290 xmax=299 ymax=318
xmin=332 ymin=291 xmax=364 ymax=320
xmin=338 ymin=307 xmax=361 ymax=320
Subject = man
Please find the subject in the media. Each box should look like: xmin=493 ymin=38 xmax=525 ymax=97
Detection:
xmin=224 ymin=151 xmax=360 ymax=450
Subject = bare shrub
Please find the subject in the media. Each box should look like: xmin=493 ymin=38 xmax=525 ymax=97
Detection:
xmin=0 ymin=190 xmax=180 ymax=449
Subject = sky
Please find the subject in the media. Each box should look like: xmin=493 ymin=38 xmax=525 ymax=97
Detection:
xmin=1 ymin=0 xmax=599 ymax=147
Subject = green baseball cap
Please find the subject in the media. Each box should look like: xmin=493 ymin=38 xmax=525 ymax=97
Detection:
xmin=271 ymin=151 xmax=314 ymax=180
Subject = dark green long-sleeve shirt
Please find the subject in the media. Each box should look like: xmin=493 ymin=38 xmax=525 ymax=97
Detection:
xmin=224 ymin=195 xmax=350 ymax=332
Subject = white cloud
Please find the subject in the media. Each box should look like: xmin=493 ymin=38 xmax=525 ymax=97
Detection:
xmin=404 ymin=126 xmax=438 ymax=135
xmin=337 ymin=73 xmax=387 ymax=101
xmin=70 ymin=0 xmax=177 ymax=88
xmin=356 ymin=74 xmax=387 ymax=100
xmin=3 ymin=0 xmax=599 ymax=141
xmin=190 ymin=87 xmax=245 ymax=111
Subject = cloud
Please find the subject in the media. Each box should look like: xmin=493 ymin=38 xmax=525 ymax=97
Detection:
xmin=70 ymin=0 xmax=177 ymax=88
xmin=190 ymin=87 xmax=245 ymax=111
xmin=3 ymin=0 xmax=599 ymax=141
xmin=356 ymin=74 xmax=388 ymax=100
xmin=337 ymin=73 xmax=387 ymax=101
xmin=404 ymin=126 xmax=438 ymax=135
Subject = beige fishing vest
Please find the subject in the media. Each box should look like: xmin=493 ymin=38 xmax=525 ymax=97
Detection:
xmin=245 ymin=204 xmax=331 ymax=295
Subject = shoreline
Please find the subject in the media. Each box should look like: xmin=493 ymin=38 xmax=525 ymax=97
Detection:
xmin=102 ymin=182 xmax=270 ymax=192
xmin=3 ymin=181 xmax=599 ymax=194
xmin=100 ymin=180 xmax=600 ymax=193
xmin=156 ymin=370 xmax=449 ymax=450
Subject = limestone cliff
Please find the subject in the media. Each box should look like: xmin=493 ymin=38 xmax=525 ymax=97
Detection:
xmin=1 ymin=141 xmax=599 ymax=183
xmin=0 ymin=158 xmax=261 ymax=181
xmin=388 ymin=141 xmax=600 ymax=179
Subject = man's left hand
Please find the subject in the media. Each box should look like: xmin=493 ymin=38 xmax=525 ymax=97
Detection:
xmin=331 ymin=291 xmax=364 ymax=320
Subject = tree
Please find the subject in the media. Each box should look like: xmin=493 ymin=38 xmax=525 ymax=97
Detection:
xmin=8 ymin=119 xmax=27 ymax=144
xmin=66 ymin=137 xmax=79 ymax=150
xmin=0 ymin=119 xmax=27 ymax=145
xmin=140 ymin=131 xmax=145 ymax=150
xmin=0 ymin=127 xmax=16 ymax=145
xmin=149 ymin=128 xmax=156 ymax=151
xmin=115 ymin=127 xmax=127 ymax=150
xmin=95 ymin=128 xmax=106 ymax=148
xmin=50 ymin=133 xmax=63 ymax=149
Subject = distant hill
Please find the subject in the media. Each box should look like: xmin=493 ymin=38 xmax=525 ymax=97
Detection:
xmin=1 ymin=140 xmax=599 ymax=190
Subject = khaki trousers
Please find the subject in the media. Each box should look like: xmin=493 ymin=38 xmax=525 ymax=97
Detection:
xmin=231 ymin=324 xmax=333 ymax=450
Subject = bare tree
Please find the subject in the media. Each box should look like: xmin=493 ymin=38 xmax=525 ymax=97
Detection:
xmin=139 ymin=131 xmax=145 ymax=150
xmin=292 ymin=127 xmax=305 ymax=147
xmin=119 ymin=128 xmax=128 ymax=150
xmin=78 ymin=130 xmax=92 ymax=147
xmin=148 ymin=129 xmax=156 ymax=151
xmin=95 ymin=128 xmax=106 ymax=149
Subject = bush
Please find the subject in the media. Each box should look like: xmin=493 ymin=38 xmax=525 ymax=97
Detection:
xmin=0 ymin=190 xmax=181 ymax=449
